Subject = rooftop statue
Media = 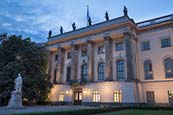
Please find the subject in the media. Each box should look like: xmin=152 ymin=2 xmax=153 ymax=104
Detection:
xmin=105 ymin=11 xmax=109 ymax=21
xmin=88 ymin=17 xmax=92 ymax=26
xmin=48 ymin=30 xmax=52 ymax=38
xmin=60 ymin=26 xmax=63 ymax=34
xmin=72 ymin=22 xmax=76 ymax=30
xmin=123 ymin=6 xmax=128 ymax=16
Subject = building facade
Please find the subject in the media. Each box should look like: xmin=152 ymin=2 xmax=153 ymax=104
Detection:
xmin=46 ymin=12 xmax=173 ymax=106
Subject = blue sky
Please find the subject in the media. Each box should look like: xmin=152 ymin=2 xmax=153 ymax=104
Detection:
xmin=0 ymin=0 xmax=173 ymax=43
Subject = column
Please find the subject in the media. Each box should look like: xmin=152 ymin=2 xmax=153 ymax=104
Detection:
xmin=124 ymin=32 xmax=135 ymax=81
xmin=104 ymin=36 xmax=113 ymax=80
xmin=47 ymin=51 xmax=54 ymax=83
xmin=70 ymin=44 xmax=79 ymax=81
xmin=87 ymin=40 xmax=95 ymax=82
xmin=56 ymin=47 xmax=65 ymax=83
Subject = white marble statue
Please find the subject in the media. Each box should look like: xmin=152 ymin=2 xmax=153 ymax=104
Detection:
xmin=14 ymin=73 xmax=22 ymax=92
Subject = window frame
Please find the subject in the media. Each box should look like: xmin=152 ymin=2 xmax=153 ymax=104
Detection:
xmin=81 ymin=48 xmax=87 ymax=57
xmin=113 ymin=90 xmax=122 ymax=103
xmin=141 ymin=41 xmax=150 ymax=51
xmin=93 ymin=90 xmax=100 ymax=102
xmin=116 ymin=42 xmax=124 ymax=51
xmin=144 ymin=60 xmax=153 ymax=80
xmin=98 ymin=63 xmax=105 ymax=81
xmin=116 ymin=60 xmax=125 ymax=80
xmin=81 ymin=64 xmax=88 ymax=81
xmin=146 ymin=91 xmax=155 ymax=103
xmin=98 ymin=46 xmax=104 ymax=54
xmin=161 ymin=38 xmax=171 ymax=48
xmin=164 ymin=57 xmax=173 ymax=78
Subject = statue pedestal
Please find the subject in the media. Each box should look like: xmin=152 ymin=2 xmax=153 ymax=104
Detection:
xmin=6 ymin=91 xmax=23 ymax=108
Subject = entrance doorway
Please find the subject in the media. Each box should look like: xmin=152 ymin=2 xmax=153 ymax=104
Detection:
xmin=74 ymin=88 xmax=82 ymax=105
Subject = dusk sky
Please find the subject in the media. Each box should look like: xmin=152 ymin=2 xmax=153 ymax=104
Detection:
xmin=0 ymin=0 xmax=173 ymax=43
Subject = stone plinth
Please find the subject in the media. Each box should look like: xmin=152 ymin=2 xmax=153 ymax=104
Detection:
xmin=6 ymin=91 xmax=23 ymax=108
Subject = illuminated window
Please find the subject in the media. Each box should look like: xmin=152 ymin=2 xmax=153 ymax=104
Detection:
xmin=116 ymin=42 xmax=123 ymax=51
xmin=98 ymin=63 xmax=105 ymax=80
xmin=144 ymin=60 xmax=153 ymax=79
xmin=81 ymin=48 xmax=87 ymax=57
xmin=93 ymin=90 xmax=100 ymax=102
xmin=168 ymin=90 xmax=173 ymax=104
xmin=59 ymin=92 xmax=64 ymax=101
xmin=98 ymin=46 xmax=104 ymax=54
xmin=164 ymin=58 xmax=173 ymax=78
xmin=113 ymin=90 xmax=122 ymax=102
xmin=161 ymin=38 xmax=171 ymax=48
xmin=66 ymin=66 xmax=71 ymax=82
xmin=117 ymin=60 xmax=125 ymax=80
xmin=146 ymin=91 xmax=155 ymax=103
xmin=81 ymin=64 xmax=87 ymax=82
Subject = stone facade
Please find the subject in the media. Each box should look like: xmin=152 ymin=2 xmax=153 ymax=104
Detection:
xmin=46 ymin=14 xmax=173 ymax=105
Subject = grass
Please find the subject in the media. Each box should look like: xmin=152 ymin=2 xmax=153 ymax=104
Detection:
xmin=93 ymin=109 xmax=173 ymax=115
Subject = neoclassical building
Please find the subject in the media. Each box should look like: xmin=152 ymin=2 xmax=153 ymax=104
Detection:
xmin=46 ymin=9 xmax=173 ymax=106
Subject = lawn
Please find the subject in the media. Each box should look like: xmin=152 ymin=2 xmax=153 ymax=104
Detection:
xmin=94 ymin=109 xmax=173 ymax=115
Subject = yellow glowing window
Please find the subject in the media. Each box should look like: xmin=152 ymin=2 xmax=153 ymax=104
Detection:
xmin=114 ymin=90 xmax=122 ymax=102
xmin=59 ymin=92 xmax=64 ymax=101
xmin=93 ymin=90 xmax=100 ymax=102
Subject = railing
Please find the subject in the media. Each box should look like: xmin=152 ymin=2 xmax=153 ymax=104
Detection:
xmin=137 ymin=14 xmax=173 ymax=28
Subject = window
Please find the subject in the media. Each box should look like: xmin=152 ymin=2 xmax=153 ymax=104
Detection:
xmin=55 ymin=54 xmax=58 ymax=61
xmin=59 ymin=92 xmax=64 ymax=101
xmin=98 ymin=46 xmax=104 ymax=54
xmin=81 ymin=64 xmax=87 ymax=81
xmin=142 ymin=41 xmax=150 ymax=51
xmin=116 ymin=42 xmax=123 ymax=51
xmin=144 ymin=60 xmax=153 ymax=79
xmin=113 ymin=90 xmax=122 ymax=102
xmin=164 ymin=58 xmax=173 ymax=78
xmin=66 ymin=66 xmax=71 ymax=82
xmin=146 ymin=91 xmax=155 ymax=103
xmin=117 ymin=60 xmax=125 ymax=80
xmin=98 ymin=63 xmax=105 ymax=80
xmin=161 ymin=38 xmax=171 ymax=48
xmin=93 ymin=90 xmax=100 ymax=102
xmin=67 ymin=52 xmax=71 ymax=59
xmin=53 ymin=69 xmax=57 ymax=84
xmin=81 ymin=48 xmax=87 ymax=57
xmin=168 ymin=90 xmax=173 ymax=104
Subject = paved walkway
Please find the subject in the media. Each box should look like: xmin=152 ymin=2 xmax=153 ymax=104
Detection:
xmin=0 ymin=105 xmax=96 ymax=115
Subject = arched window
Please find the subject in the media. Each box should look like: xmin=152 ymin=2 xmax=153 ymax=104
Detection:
xmin=81 ymin=64 xmax=87 ymax=81
xmin=98 ymin=63 xmax=105 ymax=80
xmin=164 ymin=58 xmax=173 ymax=78
xmin=53 ymin=69 xmax=57 ymax=83
xmin=144 ymin=60 xmax=153 ymax=79
xmin=66 ymin=66 xmax=71 ymax=82
xmin=117 ymin=60 xmax=125 ymax=80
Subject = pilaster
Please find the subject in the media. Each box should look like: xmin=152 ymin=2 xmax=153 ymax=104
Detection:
xmin=87 ymin=40 xmax=95 ymax=82
xmin=71 ymin=44 xmax=79 ymax=81
xmin=104 ymin=36 xmax=113 ymax=81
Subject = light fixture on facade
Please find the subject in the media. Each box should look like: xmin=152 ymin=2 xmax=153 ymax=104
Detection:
xmin=167 ymin=69 xmax=172 ymax=73
xmin=66 ymin=91 xmax=69 ymax=94
xmin=83 ymin=90 xmax=87 ymax=94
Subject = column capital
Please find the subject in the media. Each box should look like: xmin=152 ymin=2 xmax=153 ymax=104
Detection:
xmin=103 ymin=35 xmax=111 ymax=41
xmin=123 ymin=32 xmax=131 ymax=37
xmin=86 ymin=40 xmax=95 ymax=45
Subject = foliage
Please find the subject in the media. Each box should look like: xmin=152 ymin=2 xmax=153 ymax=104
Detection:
xmin=0 ymin=33 xmax=52 ymax=105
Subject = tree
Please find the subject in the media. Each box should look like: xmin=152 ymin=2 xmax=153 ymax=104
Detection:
xmin=0 ymin=34 xmax=52 ymax=105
